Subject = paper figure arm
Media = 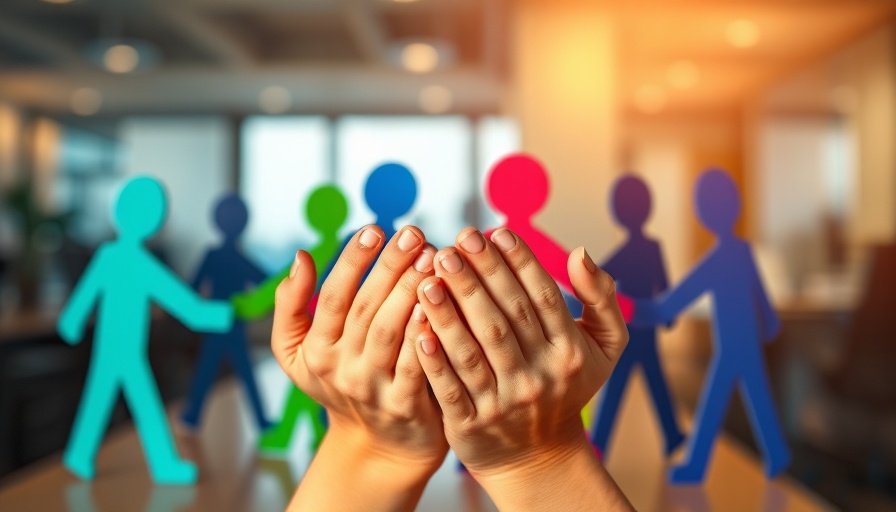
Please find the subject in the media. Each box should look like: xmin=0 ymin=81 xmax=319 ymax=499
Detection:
xmin=146 ymin=255 xmax=232 ymax=333
xmin=231 ymin=266 xmax=288 ymax=320
xmin=653 ymin=252 xmax=714 ymax=324
xmin=57 ymin=247 xmax=108 ymax=345
xmin=190 ymin=252 xmax=212 ymax=293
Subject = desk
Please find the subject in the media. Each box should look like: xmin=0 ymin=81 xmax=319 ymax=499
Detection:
xmin=0 ymin=359 xmax=833 ymax=511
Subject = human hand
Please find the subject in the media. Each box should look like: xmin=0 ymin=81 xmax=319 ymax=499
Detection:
xmin=271 ymin=225 xmax=445 ymax=510
xmin=413 ymin=228 xmax=631 ymax=510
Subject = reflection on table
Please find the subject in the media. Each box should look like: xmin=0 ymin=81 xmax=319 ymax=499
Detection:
xmin=0 ymin=359 xmax=833 ymax=511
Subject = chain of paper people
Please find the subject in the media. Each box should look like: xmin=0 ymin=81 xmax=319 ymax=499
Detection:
xmin=57 ymin=153 xmax=790 ymax=487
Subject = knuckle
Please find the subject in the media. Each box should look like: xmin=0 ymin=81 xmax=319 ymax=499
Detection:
xmin=317 ymin=290 xmax=349 ymax=317
xmin=458 ymin=279 xmax=479 ymax=300
xmin=369 ymin=322 xmax=398 ymax=350
xmin=303 ymin=349 xmax=331 ymax=377
xmin=456 ymin=346 xmax=482 ymax=372
xmin=351 ymin=296 xmax=376 ymax=323
xmin=532 ymin=285 xmax=562 ymax=313
xmin=483 ymin=321 xmax=510 ymax=346
xmin=514 ymin=253 xmax=534 ymax=274
xmin=517 ymin=377 xmax=545 ymax=406
xmin=480 ymin=258 xmax=502 ymax=279
xmin=397 ymin=272 xmax=419 ymax=298
xmin=441 ymin=385 xmax=465 ymax=405
xmin=397 ymin=360 xmax=423 ymax=381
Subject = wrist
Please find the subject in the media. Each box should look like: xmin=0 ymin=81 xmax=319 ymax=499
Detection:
xmin=323 ymin=421 xmax=444 ymax=479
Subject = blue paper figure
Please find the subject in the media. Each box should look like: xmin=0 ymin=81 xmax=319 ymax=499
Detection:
xmin=632 ymin=169 xmax=790 ymax=484
xmin=590 ymin=175 xmax=685 ymax=458
xmin=317 ymin=162 xmax=418 ymax=286
xmin=180 ymin=194 xmax=270 ymax=431
xmin=58 ymin=176 xmax=233 ymax=485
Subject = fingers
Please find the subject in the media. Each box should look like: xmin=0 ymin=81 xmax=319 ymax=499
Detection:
xmin=454 ymin=228 xmax=545 ymax=359
xmin=417 ymin=277 xmax=496 ymax=397
xmin=271 ymin=251 xmax=317 ymax=374
xmin=489 ymin=229 xmax=579 ymax=344
xmin=392 ymin=303 xmax=430 ymax=399
xmin=363 ymin=244 xmax=436 ymax=369
xmin=345 ymin=226 xmax=426 ymax=344
xmin=415 ymin=328 xmax=475 ymax=422
xmin=313 ymin=226 xmax=386 ymax=342
xmin=568 ymin=246 xmax=629 ymax=362
xmin=432 ymin=245 xmax=525 ymax=375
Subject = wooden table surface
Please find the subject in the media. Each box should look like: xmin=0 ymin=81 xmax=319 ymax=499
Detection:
xmin=0 ymin=358 xmax=834 ymax=512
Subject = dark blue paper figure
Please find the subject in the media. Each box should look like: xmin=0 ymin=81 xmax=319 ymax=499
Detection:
xmin=590 ymin=175 xmax=685 ymax=458
xmin=317 ymin=162 xmax=418 ymax=288
xmin=632 ymin=169 xmax=789 ymax=484
xmin=180 ymin=194 xmax=271 ymax=431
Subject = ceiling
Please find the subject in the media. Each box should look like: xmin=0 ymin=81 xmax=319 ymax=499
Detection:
xmin=0 ymin=0 xmax=894 ymax=118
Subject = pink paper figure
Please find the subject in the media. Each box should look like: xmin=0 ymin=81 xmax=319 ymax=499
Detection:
xmin=484 ymin=153 xmax=634 ymax=321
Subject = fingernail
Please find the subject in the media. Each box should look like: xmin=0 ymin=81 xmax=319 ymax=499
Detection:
xmin=419 ymin=334 xmax=437 ymax=355
xmin=423 ymin=281 xmax=446 ymax=305
xmin=439 ymin=251 xmax=463 ymax=274
xmin=491 ymin=229 xmax=516 ymax=252
xmin=582 ymin=247 xmax=597 ymax=274
xmin=359 ymin=228 xmax=381 ymax=248
xmin=289 ymin=251 xmax=301 ymax=279
xmin=414 ymin=247 xmax=435 ymax=273
xmin=397 ymin=228 xmax=421 ymax=252
xmin=412 ymin=303 xmax=427 ymax=323
xmin=459 ymin=230 xmax=485 ymax=254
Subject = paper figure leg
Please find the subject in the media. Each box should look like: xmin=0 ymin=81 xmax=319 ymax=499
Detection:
xmin=180 ymin=336 xmax=225 ymax=428
xmin=590 ymin=350 xmax=635 ymax=456
xmin=638 ymin=338 xmax=685 ymax=455
xmin=669 ymin=358 xmax=736 ymax=484
xmin=225 ymin=333 xmax=272 ymax=430
xmin=259 ymin=387 xmax=325 ymax=453
xmin=739 ymin=361 xmax=791 ymax=478
xmin=123 ymin=363 xmax=196 ymax=485
xmin=63 ymin=366 xmax=119 ymax=480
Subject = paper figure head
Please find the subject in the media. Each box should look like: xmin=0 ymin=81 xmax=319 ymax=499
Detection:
xmin=611 ymin=174 xmax=651 ymax=232
xmin=696 ymin=169 xmax=741 ymax=235
xmin=487 ymin=153 xmax=549 ymax=219
xmin=213 ymin=194 xmax=249 ymax=240
xmin=364 ymin=162 xmax=417 ymax=222
xmin=113 ymin=176 xmax=167 ymax=242
xmin=306 ymin=184 xmax=348 ymax=234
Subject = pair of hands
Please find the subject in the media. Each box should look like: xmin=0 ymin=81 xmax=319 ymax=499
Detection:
xmin=272 ymin=225 xmax=632 ymax=511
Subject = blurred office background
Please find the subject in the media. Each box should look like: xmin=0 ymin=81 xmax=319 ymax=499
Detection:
xmin=0 ymin=0 xmax=895 ymax=510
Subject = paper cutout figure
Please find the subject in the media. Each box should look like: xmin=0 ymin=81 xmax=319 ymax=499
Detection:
xmin=58 ymin=176 xmax=232 ymax=485
xmin=180 ymin=194 xmax=270 ymax=432
xmin=240 ymin=185 xmax=349 ymax=455
xmin=632 ymin=169 xmax=790 ymax=484
xmin=483 ymin=153 xmax=634 ymax=321
xmin=589 ymin=175 xmax=685 ymax=458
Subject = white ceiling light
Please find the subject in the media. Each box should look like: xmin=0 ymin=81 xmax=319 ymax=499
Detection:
xmin=419 ymin=85 xmax=453 ymax=114
xmin=726 ymin=19 xmax=761 ymax=49
xmin=401 ymin=43 xmax=439 ymax=73
xmin=667 ymin=60 xmax=700 ymax=90
xmin=259 ymin=86 xmax=292 ymax=114
xmin=70 ymin=88 xmax=102 ymax=116
xmin=633 ymin=85 xmax=666 ymax=114
xmin=104 ymin=44 xmax=139 ymax=74
xmin=85 ymin=39 xmax=161 ymax=74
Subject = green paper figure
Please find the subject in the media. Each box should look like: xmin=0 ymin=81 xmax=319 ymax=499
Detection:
xmin=58 ymin=176 xmax=233 ymax=485
xmin=231 ymin=184 xmax=348 ymax=455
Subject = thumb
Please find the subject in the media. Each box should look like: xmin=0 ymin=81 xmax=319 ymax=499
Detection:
xmin=271 ymin=250 xmax=318 ymax=373
xmin=567 ymin=246 xmax=629 ymax=362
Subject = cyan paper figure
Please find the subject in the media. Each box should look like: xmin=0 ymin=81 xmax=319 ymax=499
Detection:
xmin=58 ymin=176 xmax=232 ymax=485
xmin=180 ymin=194 xmax=270 ymax=432
xmin=632 ymin=169 xmax=790 ymax=484
xmin=484 ymin=153 xmax=634 ymax=322
xmin=242 ymin=185 xmax=349 ymax=455
xmin=589 ymin=175 xmax=685 ymax=458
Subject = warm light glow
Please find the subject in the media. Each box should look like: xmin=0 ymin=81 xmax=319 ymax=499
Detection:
xmin=70 ymin=88 xmax=102 ymax=116
xmin=667 ymin=60 xmax=700 ymax=90
xmin=401 ymin=43 xmax=439 ymax=73
xmin=104 ymin=44 xmax=139 ymax=73
xmin=259 ymin=86 xmax=292 ymax=114
xmin=633 ymin=85 xmax=666 ymax=114
xmin=726 ymin=19 xmax=761 ymax=49
xmin=418 ymin=85 xmax=453 ymax=114
xmin=829 ymin=85 xmax=858 ymax=114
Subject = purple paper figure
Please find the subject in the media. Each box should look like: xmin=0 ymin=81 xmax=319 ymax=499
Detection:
xmin=632 ymin=169 xmax=790 ymax=484
xmin=483 ymin=153 xmax=635 ymax=322
xmin=590 ymin=175 xmax=685 ymax=458
xmin=180 ymin=194 xmax=271 ymax=431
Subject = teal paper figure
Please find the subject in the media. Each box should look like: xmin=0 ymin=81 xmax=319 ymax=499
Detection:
xmin=632 ymin=169 xmax=790 ymax=484
xmin=58 ymin=176 xmax=233 ymax=485
xmin=180 ymin=194 xmax=270 ymax=432
xmin=590 ymin=175 xmax=685 ymax=458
